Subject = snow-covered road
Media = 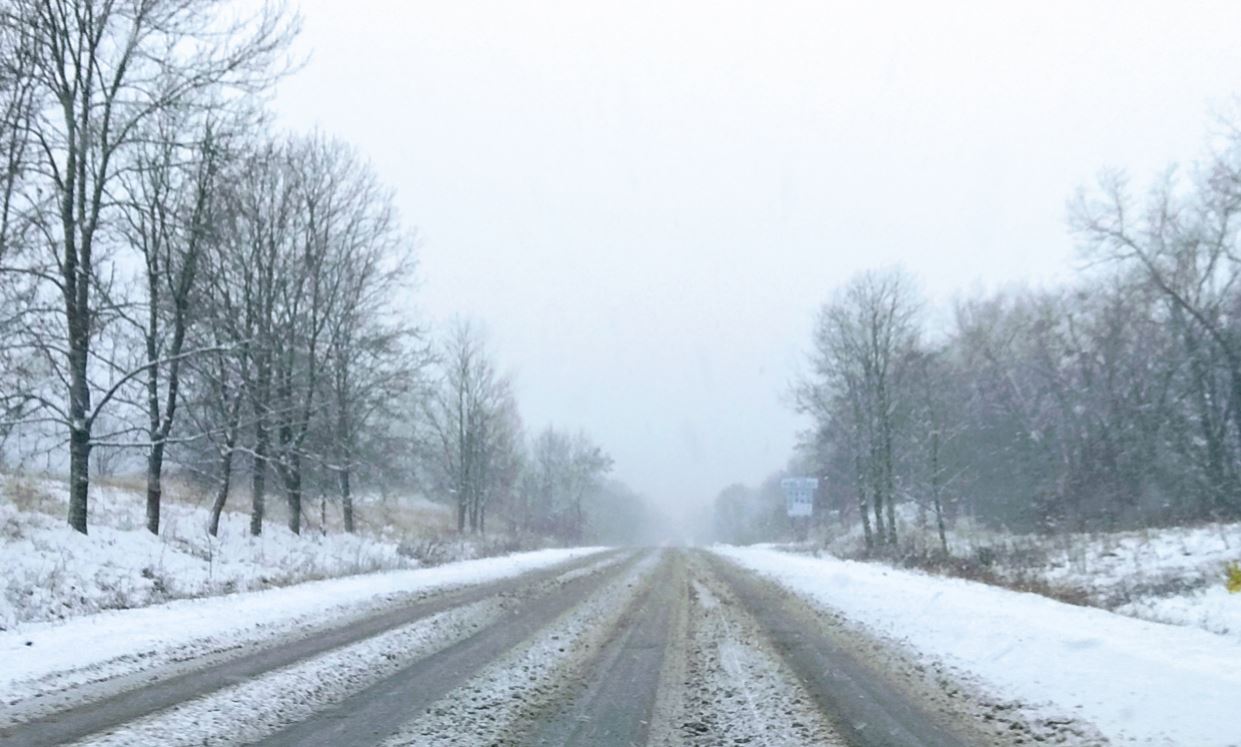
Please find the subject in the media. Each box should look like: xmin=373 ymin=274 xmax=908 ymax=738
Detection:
xmin=3 ymin=545 xmax=1237 ymax=746
xmin=0 ymin=548 xmax=611 ymax=740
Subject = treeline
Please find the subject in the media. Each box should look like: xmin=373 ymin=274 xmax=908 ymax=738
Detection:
xmin=712 ymin=477 xmax=791 ymax=545
xmin=793 ymin=120 xmax=1241 ymax=552
xmin=418 ymin=323 xmax=624 ymax=542
xmin=0 ymin=0 xmax=635 ymax=544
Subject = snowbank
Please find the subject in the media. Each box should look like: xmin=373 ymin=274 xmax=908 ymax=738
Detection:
xmin=812 ymin=509 xmax=1241 ymax=640
xmin=1116 ymin=584 xmax=1241 ymax=639
xmin=0 ymin=474 xmax=485 ymax=629
xmin=0 ymin=546 xmax=607 ymax=703
xmin=715 ymin=545 xmax=1241 ymax=747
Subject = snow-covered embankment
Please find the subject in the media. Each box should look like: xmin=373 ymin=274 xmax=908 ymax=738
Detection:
xmin=0 ymin=547 xmax=607 ymax=712
xmin=714 ymin=546 xmax=1241 ymax=747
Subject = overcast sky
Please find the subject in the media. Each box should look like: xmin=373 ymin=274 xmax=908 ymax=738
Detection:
xmin=269 ymin=0 xmax=1241 ymax=517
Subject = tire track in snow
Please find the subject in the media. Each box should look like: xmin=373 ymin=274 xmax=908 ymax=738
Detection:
xmin=0 ymin=549 xmax=626 ymax=747
xmin=706 ymin=551 xmax=1004 ymax=746
xmin=256 ymin=549 xmax=650 ymax=747
xmin=0 ymin=548 xmax=616 ymax=725
xmin=64 ymin=599 xmax=508 ymax=747
xmin=664 ymin=554 xmax=843 ymax=747
xmin=378 ymin=550 xmax=664 ymax=747
xmin=526 ymin=549 xmax=685 ymax=745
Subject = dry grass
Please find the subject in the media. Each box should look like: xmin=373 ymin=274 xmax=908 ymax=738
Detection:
xmin=815 ymin=515 xmax=1237 ymax=612
xmin=5 ymin=469 xmax=459 ymax=543
xmin=1 ymin=475 xmax=57 ymax=515
xmin=92 ymin=472 xmax=148 ymax=494
xmin=95 ymin=473 xmax=213 ymax=509
xmin=94 ymin=471 xmax=460 ymax=539
xmin=896 ymin=549 xmax=1096 ymax=607
xmin=268 ymin=493 xmax=456 ymax=541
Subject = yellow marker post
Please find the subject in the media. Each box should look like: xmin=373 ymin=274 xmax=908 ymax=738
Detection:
xmin=1227 ymin=562 xmax=1241 ymax=594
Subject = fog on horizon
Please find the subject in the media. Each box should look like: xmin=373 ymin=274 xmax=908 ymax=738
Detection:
xmin=268 ymin=0 xmax=1241 ymax=520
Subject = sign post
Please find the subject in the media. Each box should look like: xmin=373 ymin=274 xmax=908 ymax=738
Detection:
xmin=781 ymin=477 xmax=818 ymax=518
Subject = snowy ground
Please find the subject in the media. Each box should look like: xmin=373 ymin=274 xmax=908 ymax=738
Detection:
xmin=806 ymin=510 xmax=1241 ymax=640
xmin=0 ymin=545 xmax=607 ymax=725
xmin=0 ymin=473 xmax=536 ymax=629
xmin=12 ymin=547 xmax=1197 ymax=746
xmin=1035 ymin=522 xmax=1241 ymax=638
xmin=716 ymin=545 xmax=1241 ymax=747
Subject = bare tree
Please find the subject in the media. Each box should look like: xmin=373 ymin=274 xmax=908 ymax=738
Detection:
xmin=799 ymin=269 xmax=921 ymax=550
xmin=268 ymin=137 xmax=345 ymax=536
xmin=2 ymin=0 xmax=295 ymax=533
xmin=521 ymin=426 xmax=612 ymax=540
xmin=0 ymin=3 xmax=35 ymax=264
xmin=1073 ymin=160 xmax=1241 ymax=518
xmin=116 ymin=111 xmax=231 ymax=534
xmin=210 ymin=137 xmax=304 ymax=536
xmin=181 ymin=146 xmax=260 ymax=537
xmin=524 ymin=427 xmax=572 ymax=536
xmin=422 ymin=322 xmax=519 ymax=534
xmin=908 ymin=346 xmax=964 ymax=554
xmin=564 ymin=432 xmax=612 ymax=541
xmin=0 ymin=3 xmax=46 ymax=449
xmin=312 ymin=140 xmax=420 ymax=533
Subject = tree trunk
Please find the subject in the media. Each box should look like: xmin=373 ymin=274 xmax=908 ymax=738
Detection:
xmin=145 ymin=443 xmax=165 ymax=535
xmin=855 ymin=451 xmax=873 ymax=551
xmin=881 ymin=402 xmax=898 ymax=547
xmin=284 ymin=455 xmax=302 ymax=535
xmin=66 ymin=315 xmax=92 ymax=533
xmin=340 ymin=465 xmax=354 ymax=533
xmin=208 ymin=448 xmax=234 ymax=537
xmin=872 ymin=495 xmax=885 ymax=546
xmin=208 ymin=392 xmax=243 ymax=537
xmin=931 ymin=430 xmax=948 ymax=555
xmin=884 ymin=471 xmax=898 ymax=546
xmin=68 ymin=424 xmax=91 ymax=534
xmin=250 ymin=357 xmax=273 ymax=536
xmin=575 ymin=495 xmax=584 ymax=542
xmin=251 ymin=427 xmax=268 ymax=536
xmin=870 ymin=445 xmax=886 ymax=546
xmin=858 ymin=490 xmax=874 ymax=551
xmin=1225 ymin=361 xmax=1241 ymax=515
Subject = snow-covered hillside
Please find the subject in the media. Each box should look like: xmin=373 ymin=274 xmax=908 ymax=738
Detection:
xmin=802 ymin=510 xmax=1241 ymax=641
xmin=0 ymin=473 xmax=507 ymax=630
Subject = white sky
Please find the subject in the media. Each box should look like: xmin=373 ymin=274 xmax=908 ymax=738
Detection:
xmin=269 ymin=0 xmax=1241 ymax=516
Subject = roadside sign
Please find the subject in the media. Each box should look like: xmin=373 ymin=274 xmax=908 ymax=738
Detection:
xmin=781 ymin=477 xmax=818 ymax=518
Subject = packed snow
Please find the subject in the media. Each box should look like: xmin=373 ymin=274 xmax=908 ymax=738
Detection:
xmin=716 ymin=545 xmax=1241 ymax=747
